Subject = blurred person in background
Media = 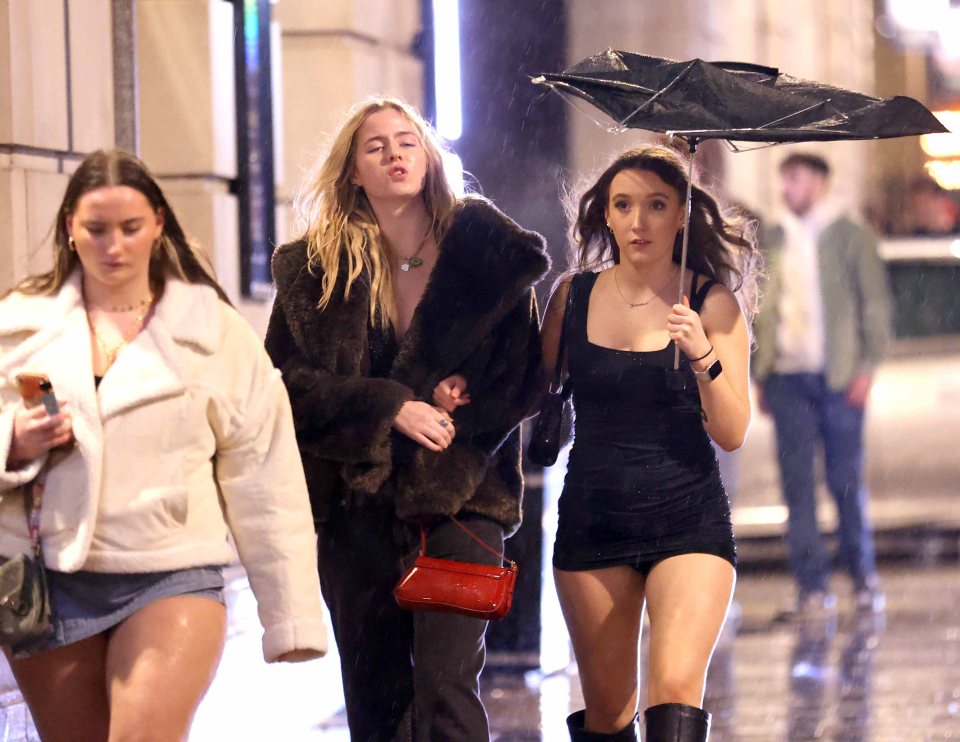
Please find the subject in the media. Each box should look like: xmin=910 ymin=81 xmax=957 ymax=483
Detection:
xmin=753 ymin=152 xmax=892 ymax=621
xmin=0 ymin=149 xmax=327 ymax=742
xmin=541 ymin=145 xmax=759 ymax=742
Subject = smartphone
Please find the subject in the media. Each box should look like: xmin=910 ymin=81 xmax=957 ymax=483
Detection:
xmin=15 ymin=373 xmax=60 ymax=416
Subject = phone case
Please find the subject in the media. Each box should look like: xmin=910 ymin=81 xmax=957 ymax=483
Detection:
xmin=15 ymin=374 xmax=59 ymax=416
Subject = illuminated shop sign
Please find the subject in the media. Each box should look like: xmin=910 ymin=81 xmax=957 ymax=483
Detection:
xmin=921 ymin=111 xmax=960 ymax=189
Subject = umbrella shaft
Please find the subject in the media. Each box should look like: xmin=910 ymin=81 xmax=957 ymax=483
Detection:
xmin=674 ymin=141 xmax=697 ymax=370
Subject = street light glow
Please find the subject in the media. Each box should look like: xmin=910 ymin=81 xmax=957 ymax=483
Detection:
xmin=442 ymin=151 xmax=465 ymax=197
xmin=433 ymin=0 xmax=462 ymax=141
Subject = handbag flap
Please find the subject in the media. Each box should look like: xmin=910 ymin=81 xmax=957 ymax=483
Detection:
xmin=405 ymin=556 xmax=515 ymax=580
xmin=0 ymin=555 xmax=27 ymax=608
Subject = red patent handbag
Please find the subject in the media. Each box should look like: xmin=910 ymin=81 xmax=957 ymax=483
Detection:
xmin=393 ymin=517 xmax=518 ymax=621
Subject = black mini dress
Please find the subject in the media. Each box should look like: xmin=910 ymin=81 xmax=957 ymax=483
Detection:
xmin=552 ymin=270 xmax=737 ymax=574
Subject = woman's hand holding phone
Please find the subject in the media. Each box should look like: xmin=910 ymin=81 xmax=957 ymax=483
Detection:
xmin=6 ymin=374 xmax=73 ymax=470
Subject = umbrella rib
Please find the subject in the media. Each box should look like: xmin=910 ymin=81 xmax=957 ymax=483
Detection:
xmin=724 ymin=140 xmax=785 ymax=152
xmin=754 ymin=99 xmax=833 ymax=129
xmin=666 ymin=126 xmax=863 ymax=140
xmin=619 ymin=61 xmax=697 ymax=128
xmin=665 ymin=100 xmax=853 ymax=141
xmin=548 ymin=74 xmax=659 ymax=95
xmin=531 ymin=74 xmax=658 ymax=95
xmin=540 ymin=84 xmax=627 ymax=131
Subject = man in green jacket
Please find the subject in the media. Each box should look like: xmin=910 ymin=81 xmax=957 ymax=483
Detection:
xmin=753 ymin=152 xmax=892 ymax=619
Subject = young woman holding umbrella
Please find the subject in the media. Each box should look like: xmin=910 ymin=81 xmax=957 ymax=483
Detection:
xmin=542 ymin=145 xmax=759 ymax=742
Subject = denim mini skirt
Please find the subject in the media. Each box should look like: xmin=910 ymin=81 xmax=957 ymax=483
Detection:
xmin=10 ymin=565 xmax=225 ymax=659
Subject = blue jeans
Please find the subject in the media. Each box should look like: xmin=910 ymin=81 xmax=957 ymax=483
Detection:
xmin=764 ymin=373 xmax=878 ymax=593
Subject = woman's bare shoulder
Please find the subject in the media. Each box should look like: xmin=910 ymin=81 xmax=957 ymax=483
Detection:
xmin=700 ymin=281 xmax=745 ymax=330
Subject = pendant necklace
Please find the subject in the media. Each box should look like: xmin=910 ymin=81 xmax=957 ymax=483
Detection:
xmin=613 ymin=264 xmax=679 ymax=308
xmin=398 ymin=223 xmax=433 ymax=272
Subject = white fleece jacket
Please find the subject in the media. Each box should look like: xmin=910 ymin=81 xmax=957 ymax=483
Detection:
xmin=0 ymin=272 xmax=327 ymax=662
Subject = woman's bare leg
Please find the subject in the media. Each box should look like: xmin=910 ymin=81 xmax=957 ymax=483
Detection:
xmin=105 ymin=595 xmax=227 ymax=742
xmin=554 ymin=565 xmax=646 ymax=733
xmin=643 ymin=554 xmax=735 ymax=707
xmin=5 ymin=635 xmax=111 ymax=742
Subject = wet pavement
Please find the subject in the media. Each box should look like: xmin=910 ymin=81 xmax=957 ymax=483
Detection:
xmin=1 ymin=555 xmax=958 ymax=740
xmin=481 ymin=559 xmax=960 ymax=741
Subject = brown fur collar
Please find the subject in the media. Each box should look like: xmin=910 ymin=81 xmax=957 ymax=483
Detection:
xmin=272 ymin=198 xmax=549 ymax=397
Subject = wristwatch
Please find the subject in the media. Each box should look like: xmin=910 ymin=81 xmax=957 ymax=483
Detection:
xmin=693 ymin=358 xmax=723 ymax=383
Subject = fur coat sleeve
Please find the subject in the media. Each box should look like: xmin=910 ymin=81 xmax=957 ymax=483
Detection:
xmin=265 ymin=243 xmax=415 ymax=499
xmin=266 ymin=198 xmax=550 ymax=529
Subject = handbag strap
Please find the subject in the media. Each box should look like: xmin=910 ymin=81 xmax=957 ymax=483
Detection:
xmin=551 ymin=278 xmax=576 ymax=397
xmin=24 ymin=461 xmax=49 ymax=559
xmin=418 ymin=517 xmax=516 ymax=569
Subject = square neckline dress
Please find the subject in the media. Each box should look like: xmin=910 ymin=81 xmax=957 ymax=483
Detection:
xmin=552 ymin=270 xmax=737 ymax=573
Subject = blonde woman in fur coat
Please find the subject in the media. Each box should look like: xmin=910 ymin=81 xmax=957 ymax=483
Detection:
xmin=0 ymin=150 xmax=327 ymax=742
xmin=266 ymin=97 xmax=549 ymax=741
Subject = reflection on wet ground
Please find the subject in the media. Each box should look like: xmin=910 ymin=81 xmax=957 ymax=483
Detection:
xmin=483 ymin=560 xmax=960 ymax=741
xmin=1 ymin=558 xmax=958 ymax=740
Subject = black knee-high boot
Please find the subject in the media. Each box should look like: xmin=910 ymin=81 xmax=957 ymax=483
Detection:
xmin=566 ymin=710 xmax=640 ymax=741
xmin=644 ymin=703 xmax=711 ymax=741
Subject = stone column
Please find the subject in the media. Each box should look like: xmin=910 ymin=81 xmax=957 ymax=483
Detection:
xmin=136 ymin=0 xmax=243 ymax=319
xmin=0 ymin=0 xmax=114 ymax=294
xmin=272 ymin=0 xmax=423 ymax=224
xmin=112 ymin=0 xmax=139 ymax=154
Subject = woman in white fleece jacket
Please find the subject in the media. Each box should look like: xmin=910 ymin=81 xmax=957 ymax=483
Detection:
xmin=0 ymin=149 xmax=327 ymax=742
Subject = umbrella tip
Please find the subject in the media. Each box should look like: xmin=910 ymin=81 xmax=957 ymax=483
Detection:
xmin=531 ymin=75 xmax=546 ymax=85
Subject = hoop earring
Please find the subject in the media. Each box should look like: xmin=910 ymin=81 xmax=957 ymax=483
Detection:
xmin=68 ymin=235 xmax=76 ymax=251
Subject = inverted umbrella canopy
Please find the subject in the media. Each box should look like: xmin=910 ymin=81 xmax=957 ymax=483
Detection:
xmin=532 ymin=49 xmax=948 ymax=143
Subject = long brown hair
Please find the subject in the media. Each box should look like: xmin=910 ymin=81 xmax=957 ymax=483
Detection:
xmin=15 ymin=149 xmax=229 ymax=303
xmin=294 ymin=97 xmax=458 ymax=324
xmin=570 ymin=145 xmax=761 ymax=319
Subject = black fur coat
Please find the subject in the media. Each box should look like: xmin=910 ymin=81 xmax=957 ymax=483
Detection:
xmin=265 ymin=199 xmax=550 ymax=535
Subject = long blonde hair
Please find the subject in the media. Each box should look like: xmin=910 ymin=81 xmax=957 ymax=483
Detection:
xmin=294 ymin=98 xmax=458 ymax=324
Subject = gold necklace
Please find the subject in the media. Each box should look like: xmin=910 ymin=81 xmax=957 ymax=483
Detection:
xmin=613 ymin=264 xmax=679 ymax=308
xmin=398 ymin=224 xmax=434 ymax=272
xmin=87 ymin=296 xmax=153 ymax=313
xmin=86 ymin=298 xmax=153 ymax=367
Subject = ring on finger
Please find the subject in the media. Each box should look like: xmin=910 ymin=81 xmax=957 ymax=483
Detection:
xmin=438 ymin=417 xmax=450 ymax=428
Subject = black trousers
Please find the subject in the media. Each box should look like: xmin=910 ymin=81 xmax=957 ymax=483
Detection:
xmin=319 ymin=501 xmax=503 ymax=742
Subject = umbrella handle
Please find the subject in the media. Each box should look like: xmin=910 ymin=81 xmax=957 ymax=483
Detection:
xmin=673 ymin=138 xmax=698 ymax=371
